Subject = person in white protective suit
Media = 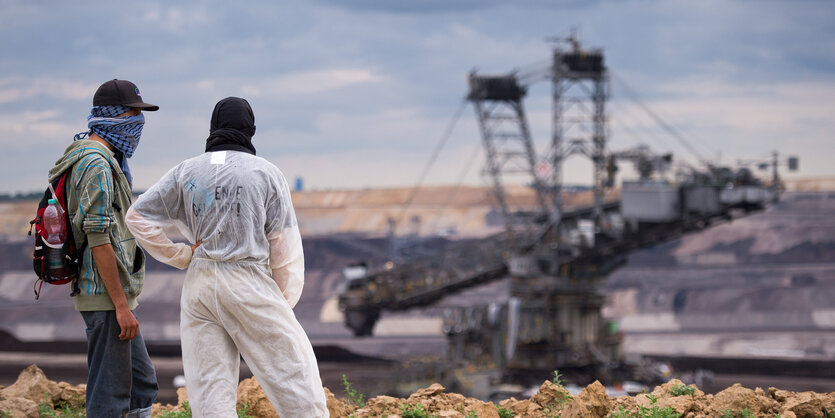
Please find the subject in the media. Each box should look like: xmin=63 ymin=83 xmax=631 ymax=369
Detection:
xmin=125 ymin=97 xmax=328 ymax=417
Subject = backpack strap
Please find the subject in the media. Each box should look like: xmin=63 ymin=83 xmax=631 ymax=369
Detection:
xmin=54 ymin=161 xmax=86 ymax=298
xmin=61 ymin=165 xmax=85 ymax=297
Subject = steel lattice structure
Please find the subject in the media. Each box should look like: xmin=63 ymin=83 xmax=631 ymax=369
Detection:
xmin=550 ymin=38 xmax=610 ymax=223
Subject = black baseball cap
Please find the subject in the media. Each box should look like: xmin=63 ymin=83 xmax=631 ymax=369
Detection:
xmin=93 ymin=79 xmax=159 ymax=111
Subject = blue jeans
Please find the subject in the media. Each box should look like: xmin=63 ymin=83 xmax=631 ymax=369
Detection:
xmin=81 ymin=310 xmax=158 ymax=418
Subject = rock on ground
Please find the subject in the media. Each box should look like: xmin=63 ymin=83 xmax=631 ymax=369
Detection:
xmin=237 ymin=376 xmax=279 ymax=418
xmin=561 ymin=380 xmax=611 ymax=418
xmin=0 ymin=396 xmax=39 ymax=418
xmin=0 ymin=364 xmax=85 ymax=418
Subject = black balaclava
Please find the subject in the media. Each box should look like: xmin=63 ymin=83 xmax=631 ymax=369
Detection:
xmin=205 ymin=97 xmax=257 ymax=155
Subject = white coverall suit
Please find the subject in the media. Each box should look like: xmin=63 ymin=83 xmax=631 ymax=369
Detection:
xmin=125 ymin=150 xmax=327 ymax=417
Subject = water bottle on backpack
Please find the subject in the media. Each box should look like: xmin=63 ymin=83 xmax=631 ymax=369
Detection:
xmin=43 ymin=198 xmax=68 ymax=277
xmin=30 ymin=170 xmax=81 ymax=298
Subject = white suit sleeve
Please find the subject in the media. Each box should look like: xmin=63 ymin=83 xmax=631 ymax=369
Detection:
xmin=265 ymin=167 xmax=304 ymax=308
xmin=125 ymin=166 xmax=195 ymax=270
xmin=268 ymin=226 xmax=304 ymax=308
xmin=126 ymin=205 xmax=193 ymax=270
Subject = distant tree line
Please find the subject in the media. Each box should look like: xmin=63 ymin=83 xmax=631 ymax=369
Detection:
xmin=0 ymin=190 xmax=147 ymax=202
xmin=0 ymin=191 xmax=43 ymax=202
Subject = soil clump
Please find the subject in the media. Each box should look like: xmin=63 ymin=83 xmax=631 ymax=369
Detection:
xmin=4 ymin=365 xmax=834 ymax=417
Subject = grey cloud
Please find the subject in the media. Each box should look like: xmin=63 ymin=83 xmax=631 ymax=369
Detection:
xmin=313 ymin=0 xmax=598 ymax=13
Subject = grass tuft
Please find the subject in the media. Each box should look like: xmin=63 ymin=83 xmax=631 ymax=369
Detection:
xmin=400 ymin=402 xmax=438 ymax=418
xmin=341 ymin=374 xmax=367 ymax=407
xmin=720 ymin=408 xmax=754 ymax=418
xmin=551 ymin=370 xmax=567 ymax=387
xmin=497 ymin=405 xmax=516 ymax=418
xmin=606 ymin=394 xmax=681 ymax=418
xmin=159 ymin=401 xmax=192 ymax=418
xmin=669 ymin=384 xmax=696 ymax=397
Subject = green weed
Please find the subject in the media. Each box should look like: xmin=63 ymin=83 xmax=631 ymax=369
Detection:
xmin=155 ymin=399 xmax=250 ymax=418
xmin=669 ymin=384 xmax=696 ymax=397
xmin=635 ymin=404 xmax=681 ymax=418
xmin=720 ymin=408 xmax=754 ymax=418
xmin=37 ymin=393 xmax=85 ymax=418
xmin=37 ymin=402 xmax=85 ymax=418
xmin=497 ymin=405 xmax=516 ymax=418
xmin=552 ymin=370 xmax=567 ymax=387
xmin=159 ymin=401 xmax=192 ymax=418
xmin=541 ymin=404 xmax=562 ymax=418
xmin=236 ymin=402 xmax=252 ymax=418
xmin=457 ymin=405 xmax=478 ymax=418
xmin=400 ymin=402 xmax=438 ymax=418
xmin=606 ymin=394 xmax=681 ymax=418
xmin=341 ymin=374 xmax=367 ymax=407
xmin=38 ymin=403 xmax=57 ymax=418
xmin=609 ymin=406 xmax=633 ymax=418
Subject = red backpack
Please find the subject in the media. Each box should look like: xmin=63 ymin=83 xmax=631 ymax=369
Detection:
xmin=28 ymin=169 xmax=83 ymax=299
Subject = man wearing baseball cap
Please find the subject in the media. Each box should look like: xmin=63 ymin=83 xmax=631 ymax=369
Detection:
xmin=48 ymin=79 xmax=159 ymax=417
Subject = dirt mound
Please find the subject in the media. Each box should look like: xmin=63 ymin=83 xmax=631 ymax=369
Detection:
xmin=324 ymin=378 xmax=835 ymax=417
xmin=0 ymin=364 xmax=85 ymax=418
xmin=8 ymin=365 xmax=835 ymax=418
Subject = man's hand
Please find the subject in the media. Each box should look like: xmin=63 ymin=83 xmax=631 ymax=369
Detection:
xmin=190 ymin=240 xmax=203 ymax=253
xmin=115 ymin=308 xmax=139 ymax=341
xmin=91 ymin=244 xmax=139 ymax=341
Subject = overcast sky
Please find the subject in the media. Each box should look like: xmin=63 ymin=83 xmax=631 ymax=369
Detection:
xmin=1 ymin=0 xmax=832 ymax=193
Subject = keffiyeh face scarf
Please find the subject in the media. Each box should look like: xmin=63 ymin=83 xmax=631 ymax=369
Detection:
xmin=74 ymin=105 xmax=144 ymax=187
